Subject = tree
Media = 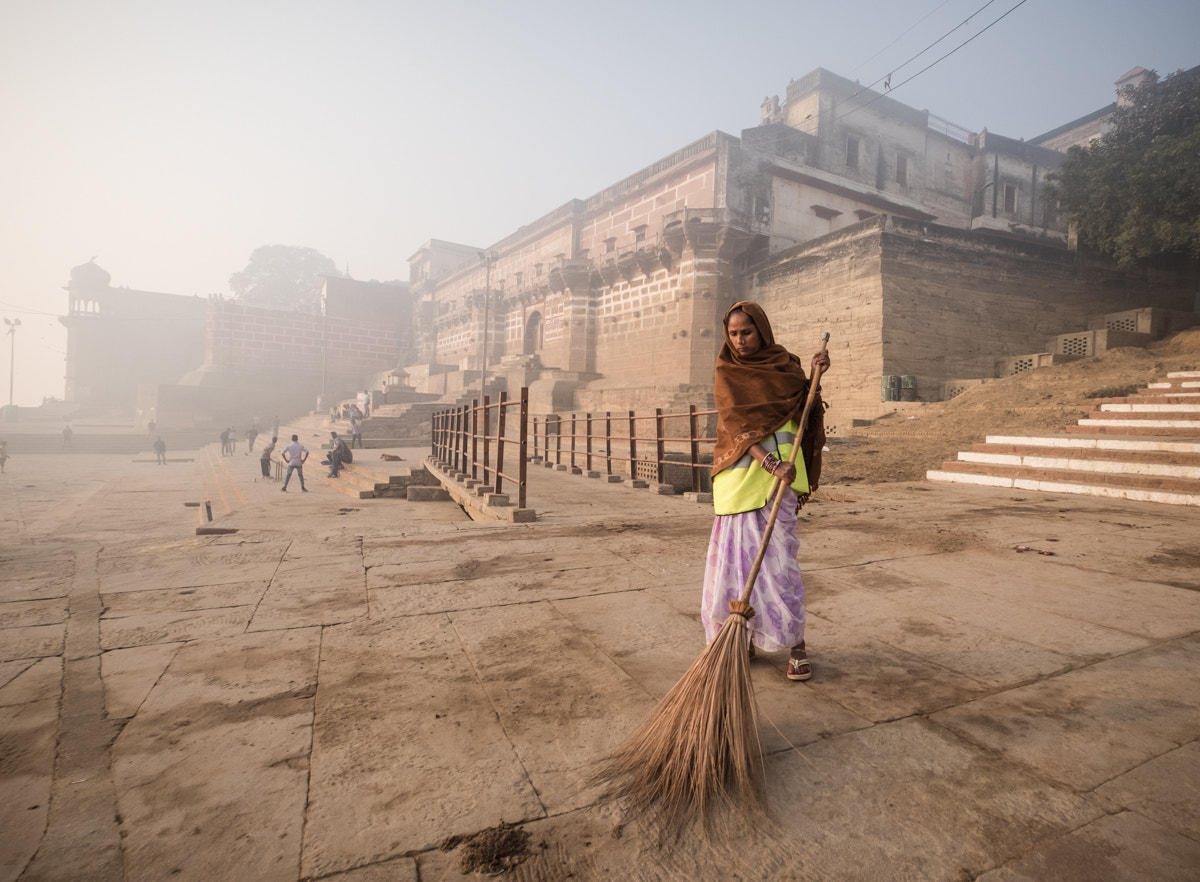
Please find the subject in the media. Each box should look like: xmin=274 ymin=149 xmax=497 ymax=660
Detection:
xmin=1045 ymin=68 xmax=1200 ymax=268
xmin=228 ymin=245 xmax=342 ymax=312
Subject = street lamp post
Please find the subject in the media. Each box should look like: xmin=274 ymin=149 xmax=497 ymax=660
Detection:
xmin=3 ymin=318 xmax=19 ymax=407
xmin=477 ymin=251 xmax=497 ymax=402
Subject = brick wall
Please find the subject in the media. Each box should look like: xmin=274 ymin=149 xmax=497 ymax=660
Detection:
xmin=206 ymin=299 xmax=400 ymax=375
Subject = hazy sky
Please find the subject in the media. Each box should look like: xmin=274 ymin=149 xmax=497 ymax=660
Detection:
xmin=1 ymin=0 xmax=1196 ymax=406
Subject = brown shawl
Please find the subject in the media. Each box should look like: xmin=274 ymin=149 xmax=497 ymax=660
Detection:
xmin=712 ymin=301 xmax=824 ymax=483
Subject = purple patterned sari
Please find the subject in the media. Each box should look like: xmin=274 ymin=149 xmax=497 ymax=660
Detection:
xmin=701 ymin=486 xmax=805 ymax=653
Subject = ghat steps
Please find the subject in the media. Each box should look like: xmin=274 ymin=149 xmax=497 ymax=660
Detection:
xmin=927 ymin=371 xmax=1200 ymax=506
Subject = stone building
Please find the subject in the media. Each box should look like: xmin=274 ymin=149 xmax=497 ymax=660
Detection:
xmin=60 ymin=261 xmax=413 ymax=430
xmin=402 ymin=66 xmax=1198 ymax=425
xmin=60 ymin=260 xmax=207 ymax=412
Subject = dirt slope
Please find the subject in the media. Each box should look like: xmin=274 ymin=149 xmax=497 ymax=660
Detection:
xmin=824 ymin=326 xmax=1200 ymax=485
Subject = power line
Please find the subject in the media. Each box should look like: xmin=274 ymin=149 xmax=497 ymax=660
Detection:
xmin=835 ymin=0 xmax=1031 ymax=128
xmin=847 ymin=0 xmax=958 ymax=78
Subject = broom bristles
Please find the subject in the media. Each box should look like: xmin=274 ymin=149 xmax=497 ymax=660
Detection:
xmin=591 ymin=612 xmax=767 ymax=840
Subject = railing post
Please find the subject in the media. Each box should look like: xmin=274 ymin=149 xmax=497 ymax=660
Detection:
xmin=532 ymin=416 xmax=540 ymax=462
xmin=689 ymin=404 xmax=701 ymax=493
xmin=570 ymin=413 xmax=577 ymax=470
xmin=459 ymin=405 xmax=468 ymax=474
xmin=628 ymin=410 xmax=637 ymax=481
xmin=482 ymin=395 xmax=491 ymax=485
xmin=585 ymin=412 xmax=593 ymax=472
xmin=605 ymin=411 xmax=612 ymax=476
xmin=495 ymin=391 xmax=508 ymax=495
xmin=518 ymin=386 xmax=528 ymax=509
xmin=655 ymin=407 xmax=666 ymax=485
xmin=555 ymin=415 xmax=562 ymax=467
xmin=470 ymin=399 xmax=479 ymax=481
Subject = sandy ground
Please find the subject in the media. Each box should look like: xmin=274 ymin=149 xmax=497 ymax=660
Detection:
xmin=825 ymin=326 xmax=1200 ymax=485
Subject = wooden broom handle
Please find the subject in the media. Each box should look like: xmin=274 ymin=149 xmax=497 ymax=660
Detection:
xmin=737 ymin=332 xmax=829 ymax=606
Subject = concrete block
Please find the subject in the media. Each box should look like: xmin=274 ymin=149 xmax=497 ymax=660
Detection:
xmin=570 ymin=467 xmax=583 ymax=475
xmin=649 ymin=483 xmax=675 ymax=495
xmin=473 ymin=485 xmax=495 ymax=497
xmin=555 ymin=464 xmax=568 ymax=471
xmin=507 ymin=508 xmax=537 ymax=523
xmin=630 ymin=480 xmax=649 ymax=489
xmin=586 ymin=471 xmax=602 ymax=479
xmin=407 ymin=485 xmax=451 ymax=502
xmin=684 ymin=491 xmax=714 ymax=503
xmin=606 ymin=475 xmax=623 ymax=483
xmin=484 ymin=494 xmax=510 ymax=506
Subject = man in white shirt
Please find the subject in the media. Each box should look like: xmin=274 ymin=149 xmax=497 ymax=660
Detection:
xmin=281 ymin=435 xmax=309 ymax=492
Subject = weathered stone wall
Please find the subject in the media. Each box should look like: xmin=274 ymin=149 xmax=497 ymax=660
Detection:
xmin=742 ymin=222 xmax=886 ymax=431
xmin=205 ymin=300 xmax=400 ymax=375
xmin=743 ymin=215 xmax=1198 ymax=425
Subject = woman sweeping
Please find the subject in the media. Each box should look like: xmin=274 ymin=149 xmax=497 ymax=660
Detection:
xmin=703 ymin=301 xmax=829 ymax=681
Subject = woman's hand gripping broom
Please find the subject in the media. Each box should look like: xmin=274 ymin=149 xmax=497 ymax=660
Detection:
xmin=592 ymin=332 xmax=830 ymax=841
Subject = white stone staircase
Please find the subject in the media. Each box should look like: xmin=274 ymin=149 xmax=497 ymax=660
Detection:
xmin=927 ymin=371 xmax=1200 ymax=506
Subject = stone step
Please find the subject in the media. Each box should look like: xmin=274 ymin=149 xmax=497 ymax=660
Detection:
xmin=960 ymin=445 xmax=1200 ymax=479
xmin=313 ymin=470 xmax=374 ymax=498
xmin=1096 ymin=402 xmax=1200 ymax=413
xmin=927 ymin=371 xmax=1200 ymax=506
xmin=984 ymin=434 xmax=1200 ymax=455
xmin=1066 ymin=423 xmax=1200 ymax=436
xmin=927 ymin=460 xmax=1200 ymax=506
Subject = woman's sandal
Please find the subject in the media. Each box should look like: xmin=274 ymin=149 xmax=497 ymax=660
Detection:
xmin=786 ymin=653 xmax=812 ymax=681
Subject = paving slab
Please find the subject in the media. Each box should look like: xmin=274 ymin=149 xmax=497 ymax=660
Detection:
xmin=1094 ymin=741 xmax=1200 ymax=842
xmin=2 ymin=454 xmax=1200 ymax=881
xmin=932 ymin=637 xmax=1200 ymax=790
xmin=112 ymin=628 xmax=320 ymax=882
xmin=100 ymin=642 xmax=185 ymax=718
xmin=304 ymin=614 xmax=543 ymax=877
xmin=0 ymin=699 xmax=57 ymax=882
xmin=974 ymin=811 xmax=1200 ymax=881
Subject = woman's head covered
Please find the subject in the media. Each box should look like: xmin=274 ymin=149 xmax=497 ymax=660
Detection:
xmin=723 ymin=301 xmax=777 ymax=354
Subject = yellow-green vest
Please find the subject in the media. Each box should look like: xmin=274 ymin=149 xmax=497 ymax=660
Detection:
xmin=712 ymin=418 xmax=808 ymax=515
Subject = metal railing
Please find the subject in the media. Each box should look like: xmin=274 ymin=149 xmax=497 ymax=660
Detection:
xmin=530 ymin=406 xmax=718 ymax=493
xmin=431 ymin=388 xmax=529 ymax=510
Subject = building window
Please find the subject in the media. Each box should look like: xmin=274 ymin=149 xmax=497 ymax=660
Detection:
xmin=812 ymin=205 xmax=842 ymax=221
xmin=634 ymin=225 xmax=647 ymax=244
xmin=846 ymin=136 xmax=859 ymax=169
xmin=1004 ymin=183 xmax=1017 ymax=213
xmin=604 ymin=237 xmax=616 ymax=253
xmin=896 ymin=155 xmax=908 ymax=186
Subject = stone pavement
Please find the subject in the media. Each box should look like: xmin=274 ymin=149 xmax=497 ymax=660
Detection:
xmin=1 ymin=447 xmax=1199 ymax=881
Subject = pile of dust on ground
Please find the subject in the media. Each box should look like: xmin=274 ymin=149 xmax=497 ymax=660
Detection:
xmin=825 ymin=326 xmax=1200 ymax=485
xmin=440 ymin=820 xmax=532 ymax=875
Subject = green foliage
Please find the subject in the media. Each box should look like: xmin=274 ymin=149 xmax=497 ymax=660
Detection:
xmin=228 ymin=245 xmax=341 ymax=312
xmin=1045 ymin=68 xmax=1200 ymax=268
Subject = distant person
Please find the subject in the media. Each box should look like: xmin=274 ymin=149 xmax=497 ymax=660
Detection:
xmin=227 ymin=427 xmax=237 ymax=455
xmin=280 ymin=434 xmax=308 ymax=492
xmin=219 ymin=427 xmax=231 ymax=456
xmin=0 ymin=440 xmax=8 ymax=473
xmin=245 ymin=425 xmax=258 ymax=453
xmin=260 ymin=436 xmax=277 ymax=479
xmin=62 ymin=425 xmax=73 ymax=448
xmin=327 ymin=431 xmax=350 ymax=478
xmin=148 ymin=418 xmax=156 ymax=436
xmin=349 ymin=418 xmax=362 ymax=448
xmin=153 ymin=436 xmax=167 ymax=465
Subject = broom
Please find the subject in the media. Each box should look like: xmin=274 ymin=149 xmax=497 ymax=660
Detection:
xmin=593 ymin=332 xmax=830 ymax=840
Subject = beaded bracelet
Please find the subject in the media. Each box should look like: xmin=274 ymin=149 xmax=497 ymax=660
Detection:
xmin=761 ymin=452 xmax=781 ymax=475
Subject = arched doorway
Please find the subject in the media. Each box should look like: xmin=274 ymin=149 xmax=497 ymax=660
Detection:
xmin=523 ymin=311 xmax=543 ymax=355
